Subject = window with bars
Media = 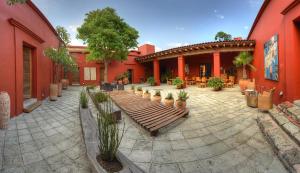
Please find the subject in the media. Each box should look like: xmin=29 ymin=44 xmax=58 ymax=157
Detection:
xmin=84 ymin=67 xmax=96 ymax=81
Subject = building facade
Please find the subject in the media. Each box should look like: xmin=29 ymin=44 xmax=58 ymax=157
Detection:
xmin=0 ymin=1 xmax=61 ymax=116
xmin=248 ymin=0 xmax=300 ymax=104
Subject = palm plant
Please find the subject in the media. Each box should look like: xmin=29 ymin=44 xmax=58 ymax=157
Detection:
xmin=233 ymin=52 xmax=255 ymax=79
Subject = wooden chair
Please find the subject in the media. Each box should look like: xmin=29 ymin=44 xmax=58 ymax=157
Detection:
xmin=198 ymin=77 xmax=207 ymax=88
xmin=221 ymin=74 xmax=228 ymax=83
xmin=226 ymin=76 xmax=235 ymax=88
xmin=258 ymin=88 xmax=275 ymax=111
xmin=195 ymin=77 xmax=201 ymax=85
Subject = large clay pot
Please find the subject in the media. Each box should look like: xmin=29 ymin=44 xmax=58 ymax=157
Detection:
xmin=50 ymin=84 xmax=58 ymax=101
xmin=143 ymin=93 xmax=151 ymax=100
xmin=164 ymin=99 xmax=174 ymax=107
xmin=175 ymin=100 xmax=186 ymax=109
xmin=0 ymin=92 xmax=10 ymax=129
xmin=152 ymin=96 xmax=161 ymax=102
xmin=239 ymin=79 xmax=250 ymax=94
xmin=57 ymin=83 xmax=62 ymax=97
xmin=61 ymin=79 xmax=69 ymax=90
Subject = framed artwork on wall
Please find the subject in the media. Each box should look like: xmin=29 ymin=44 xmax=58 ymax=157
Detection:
xmin=264 ymin=34 xmax=279 ymax=81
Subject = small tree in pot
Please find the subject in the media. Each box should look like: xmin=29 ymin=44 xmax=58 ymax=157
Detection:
xmin=233 ymin=52 xmax=256 ymax=94
xmin=164 ymin=93 xmax=174 ymax=107
xmin=175 ymin=90 xmax=189 ymax=109
xmin=135 ymin=87 xmax=143 ymax=96
xmin=143 ymin=90 xmax=151 ymax=100
xmin=207 ymin=77 xmax=224 ymax=91
xmin=147 ymin=76 xmax=155 ymax=86
xmin=152 ymin=90 xmax=161 ymax=102
xmin=172 ymin=77 xmax=184 ymax=89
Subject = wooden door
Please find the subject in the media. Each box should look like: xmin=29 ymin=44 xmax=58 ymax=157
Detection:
xmin=23 ymin=47 xmax=32 ymax=99
xmin=72 ymin=67 xmax=80 ymax=84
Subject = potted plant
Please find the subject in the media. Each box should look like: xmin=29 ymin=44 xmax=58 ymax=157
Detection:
xmin=143 ymin=90 xmax=151 ymax=100
xmin=129 ymin=85 xmax=135 ymax=93
xmin=135 ymin=87 xmax=143 ymax=96
xmin=175 ymin=90 xmax=189 ymax=109
xmin=233 ymin=52 xmax=256 ymax=94
xmin=207 ymin=77 xmax=224 ymax=91
xmin=122 ymin=72 xmax=129 ymax=85
xmin=61 ymin=58 xmax=77 ymax=90
xmin=80 ymin=89 xmax=88 ymax=108
xmin=147 ymin=76 xmax=155 ymax=86
xmin=115 ymin=74 xmax=123 ymax=85
xmin=152 ymin=90 xmax=161 ymax=102
xmin=164 ymin=93 xmax=174 ymax=107
xmin=172 ymin=77 xmax=184 ymax=89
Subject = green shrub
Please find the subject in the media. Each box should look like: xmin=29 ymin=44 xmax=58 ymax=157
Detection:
xmin=137 ymin=86 xmax=142 ymax=91
xmin=94 ymin=92 xmax=108 ymax=103
xmin=144 ymin=90 xmax=149 ymax=94
xmin=131 ymin=85 xmax=135 ymax=90
xmin=154 ymin=90 xmax=161 ymax=96
xmin=86 ymin=85 xmax=96 ymax=91
xmin=177 ymin=90 xmax=189 ymax=101
xmin=147 ymin=76 xmax=155 ymax=86
xmin=207 ymin=77 xmax=224 ymax=90
xmin=165 ymin=93 xmax=173 ymax=100
xmin=80 ymin=90 xmax=88 ymax=108
xmin=97 ymin=98 xmax=124 ymax=161
xmin=172 ymin=77 xmax=184 ymax=88
xmin=161 ymin=70 xmax=172 ymax=83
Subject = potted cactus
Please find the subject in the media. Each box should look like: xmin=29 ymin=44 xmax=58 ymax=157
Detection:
xmin=135 ymin=87 xmax=143 ymax=96
xmin=152 ymin=90 xmax=161 ymax=102
xmin=175 ymin=90 xmax=189 ymax=109
xmin=172 ymin=77 xmax=184 ymax=89
xmin=143 ymin=90 xmax=151 ymax=100
xmin=164 ymin=93 xmax=174 ymax=107
xmin=147 ymin=76 xmax=155 ymax=86
xmin=207 ymin=77 xmax=224 ymax=91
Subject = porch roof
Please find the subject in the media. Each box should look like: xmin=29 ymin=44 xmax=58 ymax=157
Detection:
xmin=135 ymin=40 xmax=255 ymax=63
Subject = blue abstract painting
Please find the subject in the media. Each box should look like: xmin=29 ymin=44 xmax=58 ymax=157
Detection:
xmin=264 ymin=35 xmax=279 ymax=81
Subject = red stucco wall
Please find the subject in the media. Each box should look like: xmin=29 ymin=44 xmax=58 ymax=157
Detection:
xmin=0 ymin=1 xmax=60 ymax=116
xmin=249 ymin=0 xmax=300 ymax=104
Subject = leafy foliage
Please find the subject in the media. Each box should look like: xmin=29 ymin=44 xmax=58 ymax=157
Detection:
xmin=80 ymin=89 xmax=89 ymax=108
xmin=215 ymin=31 xmax=232 ymax=41
xmin=172 ymin=77 xmax=184 ymax=87
xmin=94 ymin=92 xmax=108 ymax=103
xmin=233 ymin=52 xmax=255 ymax=79
xmin=97 ymin=98 xmax=124 ymax=161
xmin=86 ymin=85 xmax=96 ymax=91
xmin=177 ymin=90 xmax=189 ymax=101
xmin=147 ymin=76 xmax=155 ymax=86
xmin=154 ymin=90 xmax=161 ymax=96
xmin=6 ymin=0 xmax=26 ymax=5
xmin=144 ymin=90 xmax=149 ymax=94
xmin=136 ymin=87 xmax=142 ymax=91
xmin=165 ymin=93 xmax=174 ymax=100
xmin=56 ymin=26 xmax=71 ymax=45
xmin=207 ymin=77 xmax=224 ymax=90
xmin=161 ymin=70 xmax=172 ymax=83
xmin=131 ymin=85 xmax=135 ymax=90
xmin=77 ymin=7 xmax=139 ymax=82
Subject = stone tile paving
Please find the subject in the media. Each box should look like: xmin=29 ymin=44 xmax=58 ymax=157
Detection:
xmin=90 ymin=85 xmax=288 ymax=173
xmin=0 ymin=87 xmax=92 ymax=173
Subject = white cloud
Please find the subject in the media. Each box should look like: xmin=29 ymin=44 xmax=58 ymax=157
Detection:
xmin=175 ymin=26 xmax=185 ymax=31
xmin=66 ymin=24 xmax=85 ymax=46
xmin=213 ymin=9 xmax=225 ymax=20
xmin=166 ymin=42 xmax=190 ymax=49
xmin=244 ymin=26 xmax=249 ymax=30
xmin=214 ymin=9 xmax=218 ymax=13
xmin=155 ymin=46 xmax=162 ymax=52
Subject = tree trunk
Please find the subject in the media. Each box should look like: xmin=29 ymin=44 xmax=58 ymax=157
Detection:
xmin=242 ymin=65 xmax=247 ymax=79
xmin=104 ymin=61 xmax=108 ymax=83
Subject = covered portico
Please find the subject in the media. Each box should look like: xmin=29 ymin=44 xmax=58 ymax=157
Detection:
xmin=136 ymin=40 xmax=255 ymax=85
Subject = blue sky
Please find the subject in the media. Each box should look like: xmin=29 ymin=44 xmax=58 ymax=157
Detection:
xmin=32 ymin=0 xmax=263 ymax=51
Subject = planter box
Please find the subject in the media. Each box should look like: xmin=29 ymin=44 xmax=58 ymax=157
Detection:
xmin=98 ymin=102 xmax=122 ymax=121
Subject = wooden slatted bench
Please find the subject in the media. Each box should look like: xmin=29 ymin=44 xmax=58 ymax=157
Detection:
xmin=109 ymin=91 xmax=189 ymax=136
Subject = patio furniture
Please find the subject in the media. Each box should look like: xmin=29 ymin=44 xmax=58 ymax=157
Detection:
xmin=198 ymin=77 xmax=207 ymax=88
xmin=258 ymin=88 xmax=275 ymax=111
xmin=195 ymin=77 xmax=201 ymax=85
xmin=109 ymin=91 xmax=189 ymax=136
xmin=226 ymin=76 xmax=235 ymax=88
xmin=221 ymin=74 xmax=228 ymax=83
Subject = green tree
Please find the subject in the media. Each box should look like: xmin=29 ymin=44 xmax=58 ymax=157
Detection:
xmin=6 ymin=0 xmax=26 ymax=5
xmin=56 ymin=26 xmax=71 ymax=46
xmin=233 ymin=52 xmax=256 ymax=79
xmin=215 ymin=31 xmax=232 ymax=41
xmin=77 ymin=7 xmax=139 ymax=82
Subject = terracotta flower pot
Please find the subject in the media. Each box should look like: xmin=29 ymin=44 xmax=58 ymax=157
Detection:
xmin=57 ymin=83 xmax=62 ymax=97
xmin=213 ymin=87 xmax=222 ymax=91
xmin=135 ymin=90 xmax=143 ymax=96
xmin=239 ymin=79 xmax=250 ymax=94
xmin=61 ymin=79 xmax=69 ymax=90
xmin=164 ymin=99 xmax=174 ymax=107
xmin=0 ymin=92 xmax=10 ymax=129
xmin=50 ymin=84 xmax=58 ymax=101
xmin=175 ymin=100 xmax=186 ymax=109
xmin=152 ymin=96 xmax=161 ymax=102
xmin=143 ymin=93 xmax=151 ymax=100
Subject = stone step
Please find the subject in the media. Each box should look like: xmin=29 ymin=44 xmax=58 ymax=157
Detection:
xmin=257 ymin=113 xmax=300 ymax=173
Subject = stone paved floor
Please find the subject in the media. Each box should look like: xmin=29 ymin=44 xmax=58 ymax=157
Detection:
xmin=91 ymin=85 xmax=288 ymax=173
xmin=0 ymin=87 xmax=92 ymax=173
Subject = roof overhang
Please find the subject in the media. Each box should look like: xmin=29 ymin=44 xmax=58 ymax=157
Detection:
xmin=135 ymin=40 xmax=255 ymax=63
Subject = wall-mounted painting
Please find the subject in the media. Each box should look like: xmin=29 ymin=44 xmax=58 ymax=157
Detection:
xmin=264 ymin=35 xmax=279 ymax=81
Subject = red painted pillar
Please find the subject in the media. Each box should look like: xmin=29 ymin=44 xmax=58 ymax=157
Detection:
xmin=153 ymin=58 xmax=160 ymax=85
xmin=178 ymin=55 xmax=185 ymax=80
xmin=213 ymin=52 xmax=221 ymax=77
